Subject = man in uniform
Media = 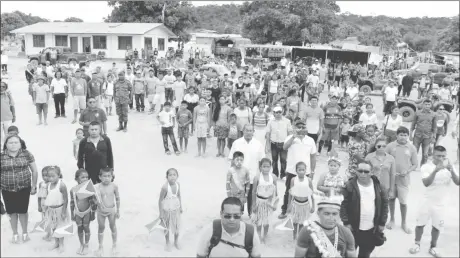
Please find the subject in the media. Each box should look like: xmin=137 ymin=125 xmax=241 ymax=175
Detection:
xmin=113 ymin=71 xmax=133 ymax=132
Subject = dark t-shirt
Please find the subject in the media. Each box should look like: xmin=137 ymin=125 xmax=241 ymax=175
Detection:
xmin=323 ymin=104 xmax=342 ymax=129
xmin=297 ymin=223 xmax=355 ymax=258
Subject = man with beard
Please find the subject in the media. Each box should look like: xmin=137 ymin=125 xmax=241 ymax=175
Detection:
xmin=295 ymin=193 xmax=356 ymax=258
xmin=318 ymin=95 xmax=342 ymax=155
xmin=113 ymin=71 xmax=133 ymax=132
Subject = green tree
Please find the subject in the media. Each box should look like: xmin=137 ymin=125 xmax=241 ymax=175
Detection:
xmin=436 ymin=16 xmax=459 ymax=52
xmin=358 ymin=23 xmax=402 ymax=48
xmin=64 ymin=17 xmax=84 ymax=22
xmin=194 ymin=4 xmax=242 ymax=34
xmin=105 ymin=1 xmax=198 ymax=41
xmin=1 ymin=12 xmax=27 ymax=39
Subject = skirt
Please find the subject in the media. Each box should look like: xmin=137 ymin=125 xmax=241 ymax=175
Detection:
xmin=195 ymin=122 xmax=208 ymax=138
xmin=291 ymin=200 xmax=311 ymax=224
xmin=251 ymin=197 xmax=273 ymax=226
xmin=44 ymin=206 xmax=69 ymax=233
xmin=160 ymin=208 xmax=181 ymax=235
xmin=214 ymin=125 xmax=229 ymax=139
xmin=2 ymin=187 xmax=31 ymax=214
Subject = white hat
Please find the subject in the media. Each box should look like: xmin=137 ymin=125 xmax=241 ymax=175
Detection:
xmin=273 ymin=106 xmax=283 ymax=112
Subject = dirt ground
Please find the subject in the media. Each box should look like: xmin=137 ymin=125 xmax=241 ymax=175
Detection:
xmin=1 ymin=56 xmax=458 ymax=257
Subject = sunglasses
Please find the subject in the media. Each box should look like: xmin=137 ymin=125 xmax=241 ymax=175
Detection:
xmin=376 ymin=145 xmax=386 ymax=149
xmin=223 ymin=214 xmax=242 ymax=220
xmin=88 ymin=101 xmax=96 ymax=103
xmin=439 ymin=108 xmax=445 ymax=110
xmin=357 ymin=169 xmax=370 ymax=174
xmin=274 ymin=111 xmax=282 ymax=114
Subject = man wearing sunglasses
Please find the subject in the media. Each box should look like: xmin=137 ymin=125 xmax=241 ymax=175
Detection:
xmin=340 ymin=161 xmax=389 ymax=258
xmin=197 ymin=197 xmax=261 ymax=258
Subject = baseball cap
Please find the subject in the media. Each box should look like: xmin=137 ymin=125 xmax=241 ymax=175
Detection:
xmin=273 ymin=106 xmax=283 ymax=112
xmin=295 ymin=119 xmax=306 ymax=126
xmin=75 ymin=68 xmax=82 ymax=73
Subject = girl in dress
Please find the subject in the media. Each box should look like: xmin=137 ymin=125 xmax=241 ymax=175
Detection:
xmin=158 ymin=168 xmax=183 ymax=252
xmin=73 ymin=128 xmax=84 ymax=160
xmin=251 ymin=158 xmax=278 ymax=243
xmin=44 ymin=166 xmax=69 ymax=253
xmin=213 ymin=95 xmax=233 ymax=157
xmin=38 ymin=166 xmax=51 ymax=240
xmin=287 ymin=161 xmax=315 ymax=240
xmin=252 ymin=102 xmax=270 ymax=152
xmin=193 ymin=97 xmax=211 ymax=157
xmin=316 ymin=157 xmax=346 ymax=196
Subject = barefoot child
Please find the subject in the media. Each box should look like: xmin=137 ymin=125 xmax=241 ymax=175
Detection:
xmin=43 ymin=166 xmax=69 ymax=253
xmin=176 ymin=100 xmax=193 ymax=153
xmin=317 ymin=157 xmax=346 ymax=196
xmin=159 ymin=168 xmax=183 ymax=252
xmin=103 ymin=74 xmax=114 ymax=115
xmin=339 ymin=117 xmax=351 ymax=148
xmin=226 ymin=151 xmax=250 ymax=214
xmin=287 ymin=161 xmax=315 ymax=240
xmin=73 ymin=128 xmax=85 ymax=160
xmin=158 ymin=101 xmax=180 ymax=155
xmin=38 ymin=166 xmax=50 ymax=218
xmin=70 ymin=169 xmax=97 ymax=255
xmin=227 ymin=113 xmax=238 ymax=150
xmin=251 ymin=158 xmax=278 ymax=243
xmin=94 ymin=168 xmax=120 ymax=257
xmin=194 ymin=96 xmax=211 ymax=157
xmin=32 ymin=76 xmax=50 ymax=126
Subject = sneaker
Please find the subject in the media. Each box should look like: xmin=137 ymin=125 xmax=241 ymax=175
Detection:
xmin=278 ymin=213 xmax=287 ymax=219
xmin=429 ymin=247 xmax=442 ymax=258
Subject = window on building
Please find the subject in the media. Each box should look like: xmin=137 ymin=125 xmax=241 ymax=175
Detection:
xmin=93 ymin=36 xmax=107 ymax=49
xmin=118 ymin=36 xmax=132 ymax=50
xmin=55 ymin=35 xmax=68 ymax=47
xmin=33 ymin=35 xmax=45 ymax=48
xmin=158 ymin=38 xmax=165 ymax=51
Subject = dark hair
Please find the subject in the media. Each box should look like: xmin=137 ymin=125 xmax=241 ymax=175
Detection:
xmin=2 ymin=135 xmax=23 ymax=151
xmin=259 ymin=158 xmax=272 ymax=168
xmin=230 ymin=113 xmax=237 ymax=118
xmin=75 ymin=168 xmax=88 ymax=181
xmin=288 ymin=89 xmax=297 ymax=97
xmin=233 ymin=151 xmax=244 ymax=160
xmin=423 ymin=99 xmax=432 ymax=104
xmin=396 ymin=126 xmax=409 ymax=135
xmin=181 ymin=100 xmax=188 ymax=105
xmin=89 ymin=121 xmax=101 ymax=127
xmin=164 ymin=101 xmax=172 ymax=107
xmin=390 ymin=105 xmax=398 ymax=112
xmin=7 ymin=125 xmax=19 ymax=133
xmin=48 ymin=165 xmax=63 ymax=178
xmin=309 ymin=95 xmax=318 ymax=101
xmin=213 ymin=95 xmax=225 ymax=122
xmin=42 ymin=166 xmax=51 ymax=175
xmin=75 ymin=128 xmax=84 ymax=135
xmin=166 ymin=168 xmax=179 ymax=177
xmin=221 ymin=197 xmax=243 ymax=212
xmin=366 ymin=103 xmax=373 ymax=108
xmin=435 ymin=104 xmax=445 ymax=111
xmin=433 ymin=145 xmax=446 ymax=152
xmin=296 ymin=161 xmax=307 ymax=171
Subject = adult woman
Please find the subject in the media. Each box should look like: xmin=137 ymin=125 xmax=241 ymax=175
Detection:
xmin=233 ymin=98 xmax=252 ymax=137
xmin=1 ymin=135 xmax=38 ymax=243
xmin=365 ymin=138 xmax=396 ymax=196
xmin=252 ymin=96 xmax=268 ymax=113
xmin=286 ymin=88 xmax=301 ymax=114
xmin=50 ymin=71 xmax=68 ymax=118
xmin=359 ymin=103 xmax=378 ymax=127
xmin=381 ymin=106 xmax=403 ymax=142
xmin=194 ymin=96 xmax=211 ymax=157
xmin=347 ymin=125 xmax=370 ymax=179
xmin=252 ymin=102 xmax=270 ymax=153
xmin=268 ymin=74 xmax=279 ymax=105
xmin=212 ymin=95 xmax=232 ymax=157
xmin=1 ymin=81 xmax=15 ymax=145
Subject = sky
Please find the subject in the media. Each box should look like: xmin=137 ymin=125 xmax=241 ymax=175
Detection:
xmin=1 ymin=1 xmax=458 ymax=23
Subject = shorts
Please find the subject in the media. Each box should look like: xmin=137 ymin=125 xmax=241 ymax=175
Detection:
xmin=392 ymin=183 xmax=409 ymax=205
xmin=147 ymin=94 xmax=155 ymax=103
xmin=2 ymin=187 xmax=31 ymax=214
xmin=340 ymin=134 xmax=349 ymax=144
xmin=153 ymin=93 xmax=165 ymax=106
xmin=178 ymin=126 xmax=190 ymax=138
xmin=321 ymin=127 xmax=340 ymax=142
xmin=73 ymin=95 xmax=87 ymax=110
xmin=104 ymin=96 xmax=113 ymax=108
xmin=35 ymin=103 xmax=48 ymax=114
xmin=416 ymin=204 xmax=445 ymax=230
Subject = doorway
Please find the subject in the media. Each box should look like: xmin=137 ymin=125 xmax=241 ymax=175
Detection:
xmin=70 ymin=37 xmax=78 ymax=52
xmin=82 ymin=37 xmax=91 ymax=53
xmin=144 ymin=37 xmax=152 ymax=50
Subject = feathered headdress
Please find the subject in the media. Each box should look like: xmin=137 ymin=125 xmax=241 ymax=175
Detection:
xmin=315 ymin=190 xmax=343 ymax=210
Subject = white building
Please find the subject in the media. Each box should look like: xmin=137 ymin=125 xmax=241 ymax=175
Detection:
xmin=11 ymin=22 xmax=177 ymax=59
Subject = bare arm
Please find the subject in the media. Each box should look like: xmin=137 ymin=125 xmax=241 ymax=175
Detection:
xmin=114 ymin=184 xmax=120 ymax=215
xmin=389 ymin=159 xmax=396 ymax=193
xmin=251 ymin=175 xmax=259 ymax=210
xmin=226 ymin=171 xmax=232 ymax=197
xmin=69 ymin=189 xmax=75 ymax=218
xmin=158 ymin=187 xmax=167 ymax=216
xmin=60 ymin=183 xmax=69 ymax=217
xmin=316 ymin=173 xmax=331 ymax=194
xmin=29 ymin=162 xmax=38 ymax=190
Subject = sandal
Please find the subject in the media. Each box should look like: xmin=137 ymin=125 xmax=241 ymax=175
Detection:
xmin=409 ymin=243 xmax=420 ymax=254
xmin=166 ymin=151 xmax=171 ymax=155
xmin=175 ymin=151 xmax=181 ymax=156
xmin=11 ymin=234 xmax=19 ymax=244
xmin=429 ymin=247 xmax=442 ymax=258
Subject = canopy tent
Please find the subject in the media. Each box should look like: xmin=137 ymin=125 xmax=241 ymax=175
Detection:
xmin=292 ymin=47 xmax=370 ymax=65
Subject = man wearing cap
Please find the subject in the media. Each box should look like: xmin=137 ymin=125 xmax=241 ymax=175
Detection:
xmin=295 ymin=193 xmax=356 ymax=258
xmin=70 ymin=69 xmax=88 ymax=124
xmin=113 ymin=71 xmax=133 ymax=132
xmin=279 ymin=119 xmax=316 ymax=219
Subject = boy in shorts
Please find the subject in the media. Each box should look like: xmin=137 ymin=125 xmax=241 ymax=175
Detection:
xmin=33 ymin=76 xmax=50 ymax=125
xmin=176 ymin=101 xmax=193 ymax=152
xmin=71 ymin=69 xmax=88 ymax=124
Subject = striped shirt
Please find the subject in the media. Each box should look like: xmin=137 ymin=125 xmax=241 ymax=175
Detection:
xmin=253 ymin=112 xmax=269 ymax=129
xmin=0 ymin=150 xmax=35 ymax=192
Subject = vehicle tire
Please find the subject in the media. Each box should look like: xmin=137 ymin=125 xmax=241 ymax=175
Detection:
xmin=360 ymin=85 xmax=372 ymax=95
xmin=400 ymin=106 xmax=416 ymax=122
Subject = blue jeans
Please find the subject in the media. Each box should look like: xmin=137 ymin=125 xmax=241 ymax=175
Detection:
xmin=413 ymin=135 xmax=431 ymax=165
xmin=161 ymin=126 xmax=178 ymax=152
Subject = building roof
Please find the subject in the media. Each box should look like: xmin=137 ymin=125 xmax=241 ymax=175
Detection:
xmin=11 ymin=22 xmax=177 ymax=37
xmin=191 ymin=32 xmax=243 ymax=39
xmin=342 ymin=43 xmax=380 ymax=54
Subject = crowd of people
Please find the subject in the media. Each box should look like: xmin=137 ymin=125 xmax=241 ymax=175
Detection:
xmin=0 ymin=47 xmax=459 ymax=258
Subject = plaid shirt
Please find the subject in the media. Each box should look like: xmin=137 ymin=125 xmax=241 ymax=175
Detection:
xmin=0 ymin=150 xmax=35 ymax=192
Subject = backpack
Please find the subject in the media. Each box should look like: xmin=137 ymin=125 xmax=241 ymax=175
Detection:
xmin=206 ymin=219 xmax=254 ymax=258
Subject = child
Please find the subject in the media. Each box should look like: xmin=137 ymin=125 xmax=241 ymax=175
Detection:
xmin=103 ymin=74 xmax=114 ymax=115
xmin=73 ymin=128 xmax=85 ymax=160
xmin=316 ymin=157 xmax=346 ymax=196
xmin=227 ymin=113 xmax=238 ymax=150
xmin=70 ymin=169 xmax=97 ymax=255
xmin=94 ymin=168 xmax=120 ymax=256
xmin=226 ymin=151 xmax=250 ymax=213
xmin=1 ymin=69 xmax=9 ymax=83
xmin=365 ymin=124 xmax=378 ymax=149
xmin=38 ymin=166 xmax=50 ymax=219
xmin=251 ymin=158 xmax=278 ymax=243
xmin=43 ymin=166 xmax=69 ymax=253
xmin=159 ymin=168 xmax=183 ymax=252
xmin=158 ymin=102 xmax=180 ymax=155
xmin=7 ymin=126 xmax=27 ymax=149
xmin=193 ymin=97 xmax=211 ymax=157
xmin=339 ymin=117 xmax=351 ymax=148
xmin=287 ymin=161 xmax=315 ymax=240
xmin=33 ymin=76 xmax=50 ymax=125
xmin=176 ymin=101 xmax=193 ymax=153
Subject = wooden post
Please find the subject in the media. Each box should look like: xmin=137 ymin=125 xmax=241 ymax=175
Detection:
xmin=325 ymin=50 xmax=328 ymax=65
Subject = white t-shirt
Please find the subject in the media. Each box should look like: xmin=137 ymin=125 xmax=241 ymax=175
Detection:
xmin=105 ymin=82 xmax=114 ymax=96
xmin=329 ymin=86 xmax=343 ymax=97
xmin=50 ymin=78 xmax=67 ymax=94
xmin=164 ymin=74 xmax=176 ymax=88
xmin=307 ymin=75 xmax=319 ymax=88
xmin=158 ymin=110 xmax=175 ymax=127
xmin=284 ymin=135 xmax=317 ymax=175
xmin=347 ymin=87 xmax=359 ymax=100
xmin=358 ymin=180 xmax=376 ymax=230
xmin=383 ymin=114 xmax=403 ymax=131
xmin=421 ymin=161 xmax=458 ymax=206
xmin=438 ymin=88 xmax=450 ymax=100
xmin=269 ymin=80 xmax=279 ymax=94
xmin=1 ymin=54 xmax=8 ymax=64
xmin=384 ymin=86 xmax=398 ymax=101
xmin=228 ymin=138 xmax=265 ymax=184
xmin=359 ymin=113 xmax=378 ymax=127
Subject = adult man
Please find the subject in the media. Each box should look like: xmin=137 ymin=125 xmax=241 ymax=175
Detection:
xmin=133 ymin=70 xmax=146 ymax=112
xmin=77 ymin=121 xmax=114 ymax=184
xmin=228 ymin=124 xmax=265 ymax=216
xmin=311 ymin=59 xmax=320 ymax=71
xmin=409 ymin=145 xmax=459 ymax=257
xmin=0 ymin=82 xmax=15 ymax=145
xmin=410 ymin=99 xmax=437 ymax=165
xmin=295 ymin=194 xmax=356 ymax=258
xmin=125 ymin=68 xmax=135 ymax=109
xmin=265 ymin=106 xmax=293 ymax=179
xmin=318 ymin=95 xmax=341 ymax=155
xmin=418 ymin=73 xmax=428 ymax=98
xmin=164 ymin=69 xmax=176 ymax=103
xmin=302 ymin=95 xmax=324 ymax=143
xmin=279 ymin=119 xmax=317 ymax=219
xmin=401 ymin=72 xmax=414 ymax=97
xmin=382 ymin=81 xmax=398 ymax=115
xmin=88 ymin=72 xmax=103 ymax=108
xmin=113 ymin=71 xmax=133 ymax=132
xmin=397 ymin=72 xmax=405 ymax=96
xmin=70 ymin=69 xmax=88 ymax=124
xmin=385 ymin=126 xmax=418 ymax=234
xmin=307 ymin=70 xmax=320 ymax=89
xmin=340 ymin=161 xmax=389 ymax=258
xmin=79 ymin=98 xmax=108 ymax=137
xmin=196 ymin=197 xmax=261 ymax=258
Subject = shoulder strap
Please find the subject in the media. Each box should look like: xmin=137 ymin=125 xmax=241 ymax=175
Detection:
xmin=244 ymin=222 xmax=254 ymax=257
xmin=208 ymin=219 xmax=222 ymax=257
